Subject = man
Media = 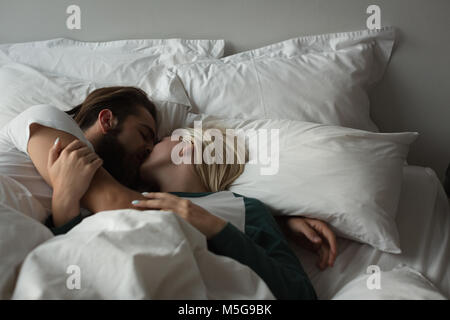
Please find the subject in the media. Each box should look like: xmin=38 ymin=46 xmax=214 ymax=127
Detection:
xmin=0 ymin=86 xmax=157 ymax=227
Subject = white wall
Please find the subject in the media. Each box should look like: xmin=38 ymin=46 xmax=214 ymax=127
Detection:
xmin=0 ymin=0 xmax=449 ymax=181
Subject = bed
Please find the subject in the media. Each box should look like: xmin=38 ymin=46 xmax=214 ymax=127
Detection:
xmin=291 ymin=165 xmax=450 ymax=299
xmin=0 ymin=28 xmax=448 ymax=300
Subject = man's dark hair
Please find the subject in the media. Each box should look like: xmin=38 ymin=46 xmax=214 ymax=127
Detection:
xmin=66 ymin=86 xmax=157 ymax=131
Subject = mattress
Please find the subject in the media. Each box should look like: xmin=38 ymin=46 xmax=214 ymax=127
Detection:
xmin=289 ymin=165 xmax=450 ymax=299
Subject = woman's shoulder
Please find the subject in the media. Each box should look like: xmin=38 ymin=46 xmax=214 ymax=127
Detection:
xmin=231 ymin=192 xmax=266 ymax=209
xmin=231 ymin=193 xmax=275 ymax=224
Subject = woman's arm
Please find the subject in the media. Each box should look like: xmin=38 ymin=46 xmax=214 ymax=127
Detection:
xmin=206 ymin=198 xmax=318 ymax=300
xmin=27 ymin=124 xmax=148 ymax=216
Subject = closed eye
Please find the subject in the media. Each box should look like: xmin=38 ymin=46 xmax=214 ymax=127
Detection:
xmin=139 ymin=124 xmax=156 ymax=144
xmin=140 ymin=131 xmax=149 ymax=142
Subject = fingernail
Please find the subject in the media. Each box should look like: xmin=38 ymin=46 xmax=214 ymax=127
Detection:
xmin=54 ymin=137 xmax=60 ymax=146
xmin=142 ymin=192 xmax=150 ymax=196
xmin=131 ymin=200 xmax=140 ymax=205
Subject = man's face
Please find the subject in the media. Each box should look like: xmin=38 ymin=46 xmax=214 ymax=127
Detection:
xmin=95 ymin=106 xmax=157 ymax=188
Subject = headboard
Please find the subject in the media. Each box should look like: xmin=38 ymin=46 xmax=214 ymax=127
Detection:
xmin=0 ymin=0 xmax=448 ymax=181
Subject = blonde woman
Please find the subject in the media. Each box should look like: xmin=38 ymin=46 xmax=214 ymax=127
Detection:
xmin=47 ymin=127 xmax=337 ymax=300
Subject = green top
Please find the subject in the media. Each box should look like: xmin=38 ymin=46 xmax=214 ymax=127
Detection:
xmin=46 ymin=192 xmax=317 ymax=300
xmin=173 ymin=192 xmax=317 ymax=300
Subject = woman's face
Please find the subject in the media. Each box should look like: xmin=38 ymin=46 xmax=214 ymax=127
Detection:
xmin=139 ymin=136 xmax=191 ymax=182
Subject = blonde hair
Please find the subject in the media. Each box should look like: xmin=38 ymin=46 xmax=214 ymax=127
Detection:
xmin=179 ymin=127 xmax=247 ymax=192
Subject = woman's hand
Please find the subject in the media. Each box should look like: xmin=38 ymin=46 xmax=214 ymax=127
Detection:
xmin=47 ymin=138 xmax=103 ymax=227
xmin=277 ymin=216 xmax=338 ymax=270
xmin=131 ymin=192 xmax=227 ymax=239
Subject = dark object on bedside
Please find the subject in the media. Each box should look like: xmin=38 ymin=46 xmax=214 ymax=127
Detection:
xmin=444 ymin=163 xmax=450 ymax=198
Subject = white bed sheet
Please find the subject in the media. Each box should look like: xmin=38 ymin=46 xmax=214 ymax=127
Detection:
xmin=289 ymin=165 xmax=450 ymax=299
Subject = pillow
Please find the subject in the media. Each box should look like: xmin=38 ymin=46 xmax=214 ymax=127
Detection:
xmin=170 ymin=27 xmax=396 ymax=131
xmin=182 ymin=113 xmax=418 ymax=253
xmin=0 ymin=38 xmax=225 ymax=85
xmin=0 ymin=62 xmax=192 ymax=140
xmin=332 ymin=265 xmax=447 ymax=300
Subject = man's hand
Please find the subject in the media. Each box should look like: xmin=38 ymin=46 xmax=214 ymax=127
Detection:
xmin=277 ymin=216 xmax=338 ymax=270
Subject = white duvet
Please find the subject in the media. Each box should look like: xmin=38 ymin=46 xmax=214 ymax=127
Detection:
xmin=12 ymin=210 xmax=273 ymax=299
xmin=2 ymin=191 xmax=274 ymax=300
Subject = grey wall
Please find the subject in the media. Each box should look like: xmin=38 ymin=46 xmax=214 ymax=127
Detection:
xmin=1 ymin=0 xmax=449 ymax=181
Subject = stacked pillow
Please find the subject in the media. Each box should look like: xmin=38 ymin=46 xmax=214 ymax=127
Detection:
xmin=0 ymin=38 xmax=224 ymax=84
xmin=0 ymin=36 xmax=224 ymax=139
xmin=170 ymin=27 xmax=395 ymax=131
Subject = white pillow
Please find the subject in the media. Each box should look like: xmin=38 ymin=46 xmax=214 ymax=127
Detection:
xmin=183 ymin=113 xmax=418 ymax=253
xmin=0 ymin=62 xmax=192 ymax=140
xmin=171 ymin=27 xmax=395 ymax=131
xmin=332 ymin=265 xmax=447 ymax=300
xmin=0 ymin=38 xmax=225 ymax=84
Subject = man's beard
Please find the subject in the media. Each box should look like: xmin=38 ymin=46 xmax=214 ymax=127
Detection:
xmin=95 ymin=129 xmax=141 ymax=189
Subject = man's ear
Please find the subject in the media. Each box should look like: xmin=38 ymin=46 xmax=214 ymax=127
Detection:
xmin=98 ymin=109 xmax=117 ymax=134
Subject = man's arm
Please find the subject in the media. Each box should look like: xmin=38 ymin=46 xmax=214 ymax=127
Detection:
xmin=27 ymin=124 xmax=146 ymax=213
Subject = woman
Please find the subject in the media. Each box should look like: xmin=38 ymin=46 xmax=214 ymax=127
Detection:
xmin=46 ymin=127 xmax=337 ymax=300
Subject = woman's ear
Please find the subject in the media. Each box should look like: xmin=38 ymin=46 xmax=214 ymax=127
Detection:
xmin=180 ymin=142 xmax=195 ymax=163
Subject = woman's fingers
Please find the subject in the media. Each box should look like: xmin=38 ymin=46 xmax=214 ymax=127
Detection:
xmin=318 ymin=245 xmax=330 ymax=270
xmin=73 ymin=146 xmax=92 ymax=159
xmin=132 ymin=199 xmax=163 ymax=208
xmin=48 ymin=137 xmax=62 ymax=167
xmin=307 ymin=219 xmax=338 ymax=266
xmin=288 ymin=218 xmax=322 ymax=244
xmin=142 ymin=192 xmax=177 ymax=201
xmin=131 ymin=198 xmax=171 ymax=211
xmin=62 ymin=139 xmax=85 ymax=153
xmin=84 ymin=152 xmax=100 ymax=164
xmin=89 ymin=158 xmax=103 ymax=170
xmin=140 ymin=192 xmax=181 ymax=210
xmin=133 ymin=193 xmax=189 ymax=216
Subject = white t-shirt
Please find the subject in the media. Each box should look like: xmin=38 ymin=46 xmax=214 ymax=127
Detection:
xmin=0 ymin=104 xmax=93 ymax=221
